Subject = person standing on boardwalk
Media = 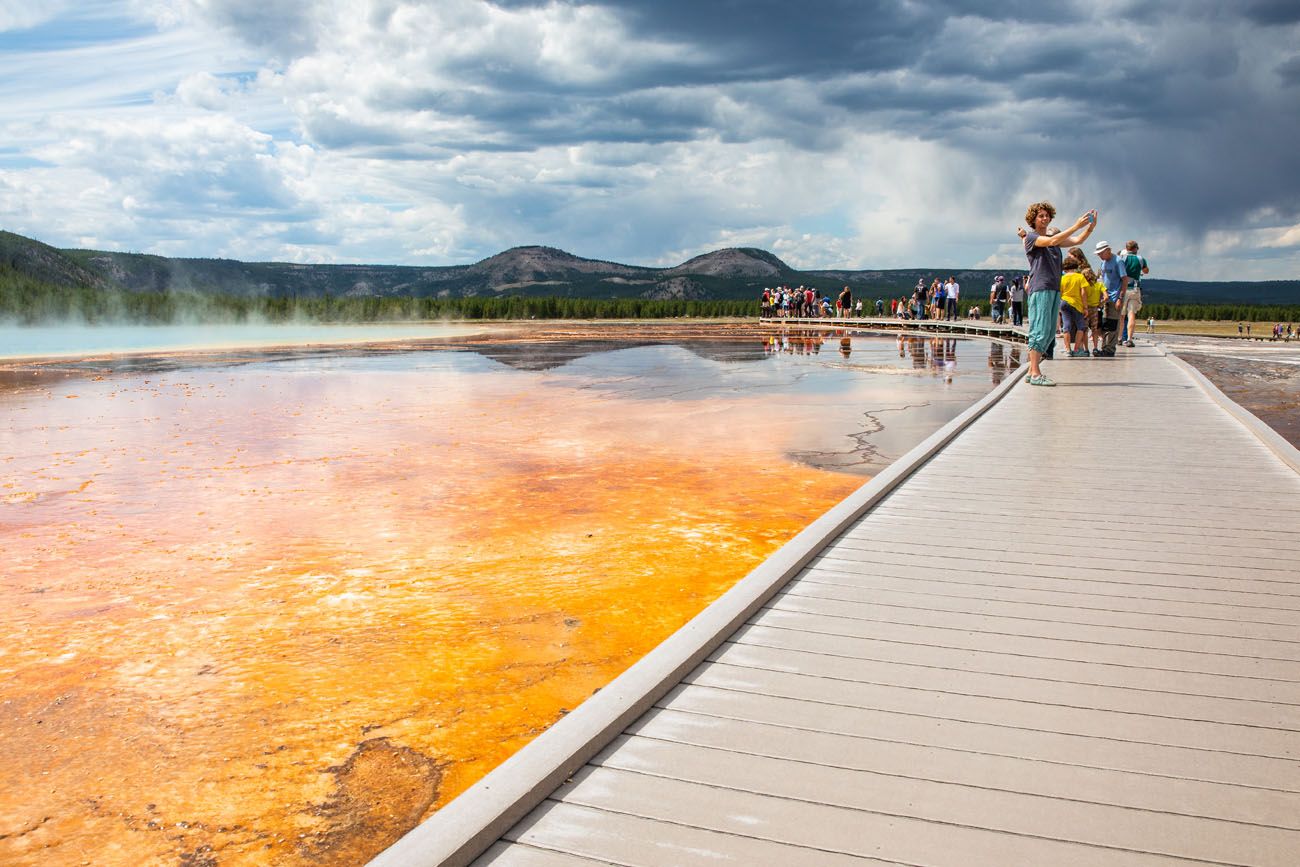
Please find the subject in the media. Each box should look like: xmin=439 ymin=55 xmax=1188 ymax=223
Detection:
xmin=1010 ymin=275 xmax=1026 ymax=326
xmin=989 ymin=275 xmax=1009 ymax=324
xmin=1020 ymin=201 xmax=1098 ymax=386
xmin=1094 ymin=241 xmax=1127 ymax=357
xmin=1058 ymin=252 xmax=1091 ymax=357
xmin=945 ymin=277 xmax=960 ymax=320
xmin=1082 ymin=264 xmax=1105 ymax=355
xmin=1121 ymin=240 xmax=1149 ymax=347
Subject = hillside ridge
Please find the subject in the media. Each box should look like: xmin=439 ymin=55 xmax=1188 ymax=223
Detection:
xmin=1 ymin=230 xmax=1296 ymax=305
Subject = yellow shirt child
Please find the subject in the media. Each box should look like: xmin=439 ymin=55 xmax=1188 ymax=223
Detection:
xmin=1085 ymin=278 xmax=1104 ymax=309
xmin=1059 ymin=271 xmax=1089 ymax=313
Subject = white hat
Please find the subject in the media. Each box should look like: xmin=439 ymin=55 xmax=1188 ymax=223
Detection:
xmin=1094 ymin=240 xmax=1111 ymax=253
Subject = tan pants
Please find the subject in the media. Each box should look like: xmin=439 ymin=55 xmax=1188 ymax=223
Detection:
xmin=1122 ymin=288 xmax=1142 ymax=318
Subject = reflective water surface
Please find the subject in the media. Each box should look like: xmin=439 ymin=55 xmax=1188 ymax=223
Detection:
xmin=0 ymin=322 xmax=497 ymax=360
xmin=0 ymin=325 xmax=1012 ymax=865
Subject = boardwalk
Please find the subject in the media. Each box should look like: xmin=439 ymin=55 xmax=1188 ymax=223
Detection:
xmin=373 ymin=340 xmax=1300 ymax=867
xmin=775 ymin=315 xmax=1027 ymax=343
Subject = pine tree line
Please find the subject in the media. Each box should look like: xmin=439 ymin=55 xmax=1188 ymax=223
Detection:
xmin=2 ymin=268 xmax=1295 ymax=325
xmin=0 ymin=270 xmax=755 ymax=323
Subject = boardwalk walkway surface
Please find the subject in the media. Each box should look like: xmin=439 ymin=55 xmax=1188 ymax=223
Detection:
xmin=771 ymin=315 xmax=1028 ymax=343
xmin=374 ymin=340 xmax=1300 ymax=867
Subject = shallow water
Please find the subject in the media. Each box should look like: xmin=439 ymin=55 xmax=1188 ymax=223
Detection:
xmin=0 ymin=321 xmax=496 ymax=359
xmin=0 ymin=327 xmax=1013 ymax=864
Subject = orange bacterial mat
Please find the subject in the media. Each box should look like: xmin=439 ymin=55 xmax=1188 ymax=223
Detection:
xmin=0 ymin=328 xmax=1003 ymax=864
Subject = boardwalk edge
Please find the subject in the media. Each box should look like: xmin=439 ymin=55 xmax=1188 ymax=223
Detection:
xmin=1163 ymin=350 xmax=1300 ymax=475
xmin=368 ymin=362 xmax=1025 ymax=867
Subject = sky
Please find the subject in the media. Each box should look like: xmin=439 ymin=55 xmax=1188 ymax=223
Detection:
xmin=1 ymin=1 xmax=1299 ymax=280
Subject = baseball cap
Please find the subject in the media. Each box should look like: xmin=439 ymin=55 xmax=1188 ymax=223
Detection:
xmin=1094 ymin=240 xmax=1111 ymax=253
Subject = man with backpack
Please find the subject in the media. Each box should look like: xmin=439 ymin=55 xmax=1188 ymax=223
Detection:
xmin=1094 ymin=241 xmax=1127 ymax=356
xmin=1121 ymin=240 xmax=1149 ymax=348
xmin=1010 ymin=275 xmax=1026 ymax=326
xmin=989 ymin=275 xmax=1009 ymax=324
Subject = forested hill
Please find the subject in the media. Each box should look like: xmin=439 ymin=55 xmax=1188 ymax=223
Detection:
xmin=2 ymin=229 xmax=1297 ymax=306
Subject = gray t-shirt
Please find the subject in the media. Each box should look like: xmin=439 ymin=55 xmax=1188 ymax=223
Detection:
xmin=1023 ymin=232 xmax=1062 ymax=295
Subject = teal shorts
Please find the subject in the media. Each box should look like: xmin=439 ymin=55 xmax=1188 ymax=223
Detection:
xmin=1027 ymin=290 xmax=1061 ymax=354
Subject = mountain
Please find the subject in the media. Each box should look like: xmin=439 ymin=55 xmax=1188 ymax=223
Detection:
xmin=1 ymin=230 xmax=1296 ymax=306
xmin=0 ymin=231 xmax=114 ymax=291
xmin=664 ymin=247 xmax=793 ymax=279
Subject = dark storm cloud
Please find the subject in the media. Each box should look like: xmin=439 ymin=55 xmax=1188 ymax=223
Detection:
xmin=1277 ymin=55 xmax=1300 ymax=86
xmin=482 ymin=0 xmax=1075 ymax=90
xmin=186 ymin=0 xmax=1300 ymax=253
xmin=476 ymin=3 xmax=1300 ymax=240
xmin=187 ymin=0 xmax=322 ymax=55
xmin=1242 ymin=0 xmax=1300 ymax=26
xmin=369 ymin=83 xmax=716 ymax=146
xmin=823 ymin=75 xmax=998 ymax=115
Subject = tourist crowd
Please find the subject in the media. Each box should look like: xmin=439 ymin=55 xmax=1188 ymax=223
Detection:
xmin=1017 ymin=201 xmax=1153 ymax=385
xmin=759 ymin=286 xmax=873 ymax=319
xmin=1256 ymin=322 xmax=1296 ymax=340
xmin=757 ymin=201 xmax=1162 ymax=389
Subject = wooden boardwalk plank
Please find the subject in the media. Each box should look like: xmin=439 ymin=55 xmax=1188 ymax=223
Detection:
xmin=793 ymin=571 xmax=1300 ymax=623
xmin=867 ymin=504 xmax=1300 ymax=544
xmin=627 ymin=707 xmax=1300 ymax=828
xmin=751 ymin=604 xmax=1300 ymax=681
xmin=551 ymin=766 xmax=1197 ymax=866
xmin=491 ymin=800 xmax=889 ymax=866
xmin=589 ymin=736 xmax=1300 ymax=864
xmin=835 ymin=532 xmax=1298 ymax=573
xmin=655 ymin=684 xmax=1300 ymax=791
xmin=772 ymin=581 xmax=1300 ymax=639
xmin=735 ymin=615 xmax=1300 ymax=703
xmin=712 ymin=642 xmax=1300 ymax=743
xmin=809 ymin=549 xmax=1300 ymax=598
xmin=476 ymin=838 xmax=615 ymax=866
xmin=757 ymin=593 xmax=1300 ymax=660
xmin=687 ymin=659 xmax=1300 ymax=758
xmin=714 ymin=636 xmax=1300 ymax=729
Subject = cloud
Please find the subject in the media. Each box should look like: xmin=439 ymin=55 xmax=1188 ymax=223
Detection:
xmin=0 ymin=1 xmax=71 ymax=33
xmin=173 ymin=71 xmax=243 ymax=110
xmin=1 ymin=0 xmax=1298 ymax=281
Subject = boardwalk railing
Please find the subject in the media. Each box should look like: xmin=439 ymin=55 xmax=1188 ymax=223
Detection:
xmin=766 ymin=315 xmax=1027 ymax=343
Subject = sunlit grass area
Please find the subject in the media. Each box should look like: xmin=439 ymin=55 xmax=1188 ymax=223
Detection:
xmin=1152 ymin=319 xmax=1296 ymax=338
